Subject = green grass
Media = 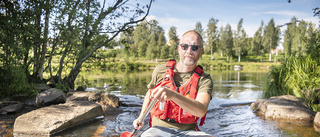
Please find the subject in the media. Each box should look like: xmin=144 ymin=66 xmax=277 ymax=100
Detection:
xmin=262 ymin=55 xmax=320 ymax=111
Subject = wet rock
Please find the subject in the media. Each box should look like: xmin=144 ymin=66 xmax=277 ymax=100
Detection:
xmin=314 ymin=112 xmax=320 ymax=131
xmin=66 ymin=91 xmax=119 ymax=113
xmin=118 ymin=95 xmax=144 ymax=107
xmin=0 ymin=100 xmax=24 ymax=114
xmin=13 ymin=101 xmax=104 ymax=136
xmin=35 ymin=88 xmax=66 ymax=106
xmin=250 ymin=95 xmax=316 ymax=123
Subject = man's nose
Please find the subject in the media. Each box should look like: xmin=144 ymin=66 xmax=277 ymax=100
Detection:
xmin=186 ymin=46 xmax=193 ymax=53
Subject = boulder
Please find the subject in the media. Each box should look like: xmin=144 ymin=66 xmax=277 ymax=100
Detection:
xmin=13 ymin=101 xmax=104 ymax=136
xmin=35 ymin=88 xmax=66 ymax=106
xmin=250 ymin=95 xmax=316 ymax=123
xmin=66 ymin=91 xmax=120 ymax=113
xmin=314 ymin=112 xmax=320 ymax=132
xmin=0 ymin=100 xmax=24 ymax=114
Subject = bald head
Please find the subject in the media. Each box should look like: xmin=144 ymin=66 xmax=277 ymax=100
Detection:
xmin=180 ymin=30 xmax=204 ymax=47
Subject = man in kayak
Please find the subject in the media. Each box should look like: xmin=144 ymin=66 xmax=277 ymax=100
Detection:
xmin=133 ymin=30 xmax=213 ymax=136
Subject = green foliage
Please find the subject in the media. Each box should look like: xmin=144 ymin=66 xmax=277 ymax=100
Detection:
xmin=263 ymin=55 xmax=320 ymax=111
xmin=55 ymin=81 xmax=69 ymax=93
xmin=0 ymin=66 xmax=37 ymax=99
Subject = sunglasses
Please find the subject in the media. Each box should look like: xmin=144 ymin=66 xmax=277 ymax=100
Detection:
xmin=179 ymin=44 xmax=202 ymax=52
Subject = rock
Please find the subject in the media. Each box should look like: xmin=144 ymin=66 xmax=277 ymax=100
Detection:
xmin=314 ymin=112 xmax=320 ymax=131
xmin=13 ymin=101 xmax=104 ymax=136
xmin=66 ymin=91 xmax=119 ymax=113
xmin=35 ymin=88 xmax=66 ymax=106
xmin=0 ymin=100 xmax=24 ymax=114
xmin=250 ymin=95 xmax=316 ymax=123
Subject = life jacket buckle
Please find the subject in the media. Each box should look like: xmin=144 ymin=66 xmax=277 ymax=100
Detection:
xmin=165 ymin=118 xmax=176 ymax=123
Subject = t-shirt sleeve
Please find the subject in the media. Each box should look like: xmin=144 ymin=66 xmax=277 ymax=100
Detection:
xmin=198 ymin=73 xmax=213 ymax=100
xmin=147 ymin=64 xmax=166 ymax=89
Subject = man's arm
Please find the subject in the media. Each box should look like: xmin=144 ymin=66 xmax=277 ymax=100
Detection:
xmin=133 ymin=90 xmax=151 ymax=130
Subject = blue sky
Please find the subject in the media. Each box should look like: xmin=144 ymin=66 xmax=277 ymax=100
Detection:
xmin=145 ymin=0 xmax=319 ymax=39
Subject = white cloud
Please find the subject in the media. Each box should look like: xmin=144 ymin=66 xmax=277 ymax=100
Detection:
xmin=262 ymin=10 xmax=306 ymax=17
xmin=147 ymin=15 xmax=198 ymax=40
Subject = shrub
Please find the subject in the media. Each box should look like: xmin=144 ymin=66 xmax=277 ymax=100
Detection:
xmin=0 ymin=66 xmax=37 ymax=99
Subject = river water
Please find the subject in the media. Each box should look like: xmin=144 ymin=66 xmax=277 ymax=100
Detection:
xmin=1 ymin=69 xmax=320 ymax=137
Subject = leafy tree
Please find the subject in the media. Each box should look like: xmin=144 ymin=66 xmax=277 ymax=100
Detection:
xmin=168 ymin=26 xmax=179 ymax=59
xmin=0 ymin=0 xmax=154 ymax=92
xmin=157 ymin=31 xmax=167 ymax=59
xmin=306 ymin=22 xmax=319 ymax=58
xmin=194 ymin=21 xmax=204 ymax=37
xmin=220 ymin=24 xmax=233 ymax=61
xmin=292 ymin=20 xmax=307 ymax=56
xmin=146 ymin=32 xmax=157 ymax=59
xmin=206 ymin=17 xmax=219 ymax=60
xmin=169 ymin=26 xmax=179 ymax=42
xmin=263 ymin=18 xmax=280 ymax=62
xmin=233 ymin=18 xmax=247 ymax=62
xmin=283 ymin=17 xmax=297 ymax=57
xmin=252 ymin=21 xmax=264 ymax=62
xmin=217 ymin=26 xmax=224 ymax=57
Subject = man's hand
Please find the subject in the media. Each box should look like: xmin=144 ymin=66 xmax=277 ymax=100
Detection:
xmin=150 ymin=86 xmax=175 ymax=102
xmin=133 ymin=118 xmax=144 ymax=130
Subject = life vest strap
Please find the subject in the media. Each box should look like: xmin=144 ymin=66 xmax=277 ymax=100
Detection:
xmin=166 ymin=59 xmax=176 ymax=69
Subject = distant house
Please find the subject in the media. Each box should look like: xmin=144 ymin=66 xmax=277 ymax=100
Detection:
xmin=101 ymin=46 xmax=109 ymax=50
xmin=271 ymin=48 xmax=281 ymax=55
xmin=114 ymin=45 xmax=124 ymax=49
xmin=167 ymin=39 xmax=180 ymax=46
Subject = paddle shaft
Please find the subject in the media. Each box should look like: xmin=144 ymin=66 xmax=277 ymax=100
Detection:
xmin=121 ymin=99 xmax=157 ymax=137
xmin=139 ymin=99 xmax=157 ymax=124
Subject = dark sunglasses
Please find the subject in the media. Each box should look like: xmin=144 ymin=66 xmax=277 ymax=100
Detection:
xmin=179 ymin=44 xmax=202 ymax=52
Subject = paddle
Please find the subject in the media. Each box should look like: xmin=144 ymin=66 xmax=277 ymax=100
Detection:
xmin=121 ymin=99 xmax=157 ymax=137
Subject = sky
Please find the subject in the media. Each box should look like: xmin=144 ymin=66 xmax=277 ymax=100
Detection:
xmin=144 ymin=0 xmax=319 ymax=40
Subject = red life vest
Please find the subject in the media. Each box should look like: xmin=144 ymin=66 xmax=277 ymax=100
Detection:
xmin=149 ymin=59 xmax=206 ymax=129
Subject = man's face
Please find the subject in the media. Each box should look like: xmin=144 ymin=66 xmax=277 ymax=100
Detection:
xmin=178 ymin=33 xmax=203 ymax=66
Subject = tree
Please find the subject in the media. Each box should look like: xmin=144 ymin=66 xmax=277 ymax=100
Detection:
xmin=0 ymin=0 xmax=154 ymax=91
xmin=168 ymin=26 xmax=179 ymax=59
xmin=217 ymin=26 xmax=224 ymax=57
xmin=283 ymin=17 xmax=297 ymax=57
xmin=252 ymin=21 xmax=264 ymax=62
xmin=206 ymin=17 xmax=219 ymax=61
xmin=194 ymin=21 xmax=204 ymax=37
xmin=233 ymin=18 xmax=247 ymax=62
xmin=292 ymin=20 xmax=308 ymax=56
xmin=220 ymin=24 xmax=233 ymax=61
xmin=306 ymin=22 xmax=318 ymax=56
xmin=263 ymin=18 xmax=280 ymax=62
xmin=157 ymin=31 xmax=167 ymax=59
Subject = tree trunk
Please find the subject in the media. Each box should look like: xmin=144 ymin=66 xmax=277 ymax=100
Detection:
xmin=34 ymin=1 xmax=42 ymax=78
xmin=269 ymin=52 xmax=272 ymax=61
xmin=211 ymin=48 xmax=213 ymax=61
xmin=38 ymin=0 xmax=51 ymax=80
xmin=238 ymin=48 xmax=241 ymax=62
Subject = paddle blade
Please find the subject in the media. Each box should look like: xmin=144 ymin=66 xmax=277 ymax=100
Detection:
xmin=120 ymin=131 xmax=133 ymax=137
